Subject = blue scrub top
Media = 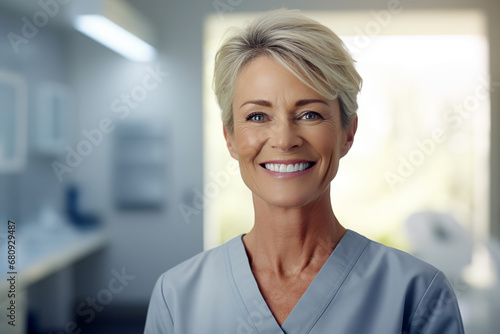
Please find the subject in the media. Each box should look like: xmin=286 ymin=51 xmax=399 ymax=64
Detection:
xmin=144 ymin=230 xmax=464 ymax=333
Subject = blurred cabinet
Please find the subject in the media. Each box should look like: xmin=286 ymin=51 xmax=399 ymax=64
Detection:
xmin=35 ymin=82 xmax=71 ymax=155
xmin=113 ymin=121 xmax=166 ymax=210
xmin=0 ymin=69 xmax=27 ymax=173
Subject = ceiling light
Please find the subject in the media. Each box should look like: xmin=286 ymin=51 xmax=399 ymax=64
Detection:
xmin=74 ymin=14 xmax=156 ymax=62
xmin=69 ymin=0 xmax=157 ymax=62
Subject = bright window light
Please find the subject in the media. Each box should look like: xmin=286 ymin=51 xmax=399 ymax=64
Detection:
xmin=74 ymin=15 xmax=157 ymax=62
xmin=203 ymin=12 xmax=489 ymax=251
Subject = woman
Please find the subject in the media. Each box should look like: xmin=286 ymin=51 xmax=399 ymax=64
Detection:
xmin=145 ymin=9 xmax=464 ymax=334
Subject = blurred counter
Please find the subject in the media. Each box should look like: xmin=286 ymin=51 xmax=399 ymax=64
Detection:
xmin=0 ymin=223 xmax=108 ymax=333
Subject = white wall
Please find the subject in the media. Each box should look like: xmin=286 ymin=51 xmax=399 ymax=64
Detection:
xmin=67 ymin=28 xmax=205 ymax=305
xmin=0 ymin=4 xmax=70 ymax=234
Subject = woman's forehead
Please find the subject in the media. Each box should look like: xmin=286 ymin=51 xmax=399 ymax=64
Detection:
xmin=233 ymin=57 xmax=330 ymax=106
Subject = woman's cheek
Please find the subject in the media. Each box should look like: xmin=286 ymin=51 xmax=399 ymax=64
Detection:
xmin=237 ymin=127 xmax=267 ymax=157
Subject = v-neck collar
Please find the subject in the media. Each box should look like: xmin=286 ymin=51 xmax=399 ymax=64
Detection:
xmin=224 ymin=230 xmax=369 ymax=334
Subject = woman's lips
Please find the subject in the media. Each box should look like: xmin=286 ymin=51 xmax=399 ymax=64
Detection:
xmin=259 ymin=161 xmax=316 ymax=178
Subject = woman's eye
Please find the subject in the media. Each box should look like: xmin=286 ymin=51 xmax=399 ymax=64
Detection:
xmin=301 ymin=112 xmax=323 ymax=120
xmin=247 ymin=113 xmax=266 ymax=122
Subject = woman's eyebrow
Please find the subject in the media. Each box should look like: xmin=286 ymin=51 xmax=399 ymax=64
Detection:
xmin=239 ymin=99 xmax=328 ymax=109
xmin=240 ymin=99 xmax=272 ymax=108
xmin=294 ymin=99 xmax=329 ymax=107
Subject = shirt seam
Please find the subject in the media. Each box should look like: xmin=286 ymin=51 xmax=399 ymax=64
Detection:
xmin=404 ymin=270 xmax=440 ymax=333
xmin=159 ymin=272 xmax=175 ymax=327
xmin=304 ymin=235 xmax=370 ymax=334
xmin=224 ymin=237 xmax=262 ymax=334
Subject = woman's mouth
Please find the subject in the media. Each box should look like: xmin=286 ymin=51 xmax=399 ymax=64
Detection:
xmin=260 ymin=162 xmax=316 ymax=173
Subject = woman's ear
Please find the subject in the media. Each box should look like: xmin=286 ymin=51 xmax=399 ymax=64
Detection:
xmin=340 ymin=114 xmax=357 ymax=158
xmin=223 ymin=125 xmax=239 ymax=160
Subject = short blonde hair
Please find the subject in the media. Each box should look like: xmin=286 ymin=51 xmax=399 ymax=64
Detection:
xmin=213 ymin=9 xmax=362 ymax=133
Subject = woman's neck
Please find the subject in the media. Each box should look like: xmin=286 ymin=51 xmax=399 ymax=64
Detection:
xmin=242 ymin=190 xmax=347 ymax=279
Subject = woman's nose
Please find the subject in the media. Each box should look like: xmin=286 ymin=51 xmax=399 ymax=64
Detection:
xmin=268 ymin=120 xmax=302 ymax=151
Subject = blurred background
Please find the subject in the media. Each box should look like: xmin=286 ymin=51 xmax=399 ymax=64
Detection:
xmin=0 ymin=0 xmax=499 ymax=333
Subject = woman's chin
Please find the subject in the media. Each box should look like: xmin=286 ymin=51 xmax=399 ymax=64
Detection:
xmin=258 ymin=192 xmax=319 ymax=209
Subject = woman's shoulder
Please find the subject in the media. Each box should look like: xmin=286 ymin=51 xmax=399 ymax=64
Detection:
xmin=350 ymin=230 xmax=443 ymax=283
xmin=350 ymin=230 xmax=456 ymax=303
xmin=346 ymin=231 xmax=464 ymax=333
xmin=155 ymin=234 xmax=240 ymax=290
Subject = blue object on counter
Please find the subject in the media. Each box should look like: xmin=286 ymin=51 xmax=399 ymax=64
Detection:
xmin=65 ymin=184 xmax=100 ymax=229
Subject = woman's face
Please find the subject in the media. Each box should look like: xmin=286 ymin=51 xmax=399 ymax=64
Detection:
xmin=224 ymin=56 xmax=357 ymax=208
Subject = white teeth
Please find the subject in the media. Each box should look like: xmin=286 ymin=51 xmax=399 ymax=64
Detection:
xmin=264 ymin=162 xmax=312 ymax=173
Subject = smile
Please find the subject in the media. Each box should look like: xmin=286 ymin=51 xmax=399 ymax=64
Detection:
xmin=260 ymin=161 xmax=315 ymax=174
xmin=262 ymin=162 xmax=314 ymax=173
